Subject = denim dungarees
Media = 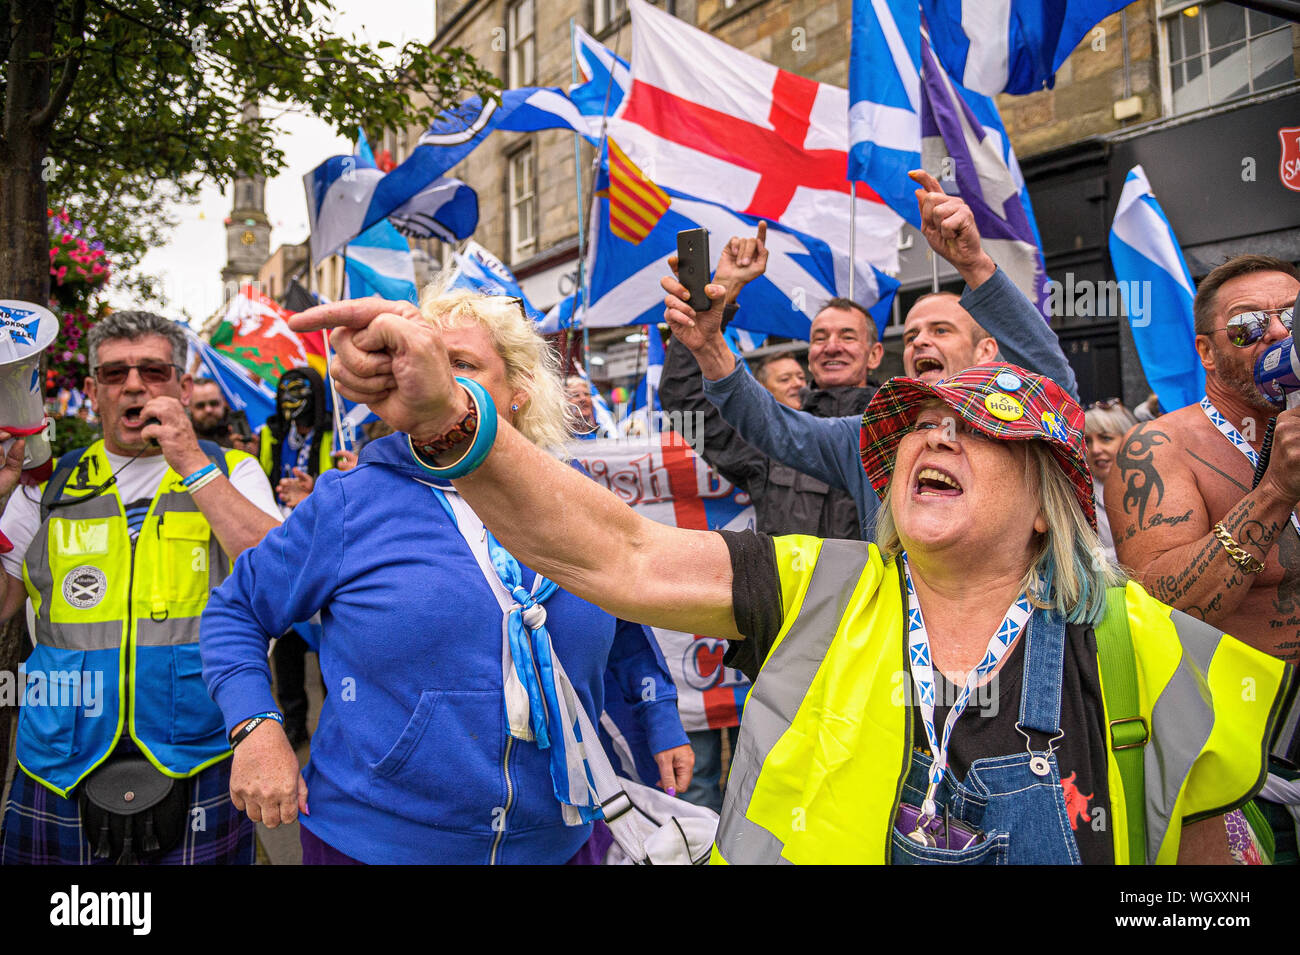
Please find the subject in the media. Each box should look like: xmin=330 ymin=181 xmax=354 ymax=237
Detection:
xmin=891 ymin=609 xmax=1082 ymax=865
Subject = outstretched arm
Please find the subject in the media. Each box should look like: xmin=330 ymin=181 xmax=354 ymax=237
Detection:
xmin=290 ymin=299 xmax=741 ymax=640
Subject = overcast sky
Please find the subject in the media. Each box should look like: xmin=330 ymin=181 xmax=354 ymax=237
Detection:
xmin=108 ymin=2 xmax=439 ymax=322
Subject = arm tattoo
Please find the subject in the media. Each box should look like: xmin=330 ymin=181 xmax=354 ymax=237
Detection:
xmin=1117 ymin=424 xmax=1169 ymax=529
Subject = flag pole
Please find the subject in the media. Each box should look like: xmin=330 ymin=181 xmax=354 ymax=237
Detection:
xmin=848 ymin=182 xmax=857 ymax=300
xmin=570 ymin=16 xmax=588 ymax=369
xmin=330 ymin=244 xmax=351 ymax=451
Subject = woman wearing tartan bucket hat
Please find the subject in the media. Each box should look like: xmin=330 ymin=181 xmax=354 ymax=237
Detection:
xmin=292 ymin=290 xmax=1300 ymax=866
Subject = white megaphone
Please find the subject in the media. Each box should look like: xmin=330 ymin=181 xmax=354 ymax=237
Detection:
xmin=0 ymin=300 xmax=58 ymax=486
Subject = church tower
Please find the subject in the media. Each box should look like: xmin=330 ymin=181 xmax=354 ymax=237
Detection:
xmin=221 ymin=103 xmax=272 ymax=293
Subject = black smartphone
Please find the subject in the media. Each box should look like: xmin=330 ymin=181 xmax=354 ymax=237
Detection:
xmin=676 ymin=228 xmax=712 ymax=313
xmin=228 ymin=410 xmax=253 ymax=442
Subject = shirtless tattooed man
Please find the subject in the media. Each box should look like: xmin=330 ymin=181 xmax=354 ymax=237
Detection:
xmin=1108 ymin=255 xmax=1300 ymax=666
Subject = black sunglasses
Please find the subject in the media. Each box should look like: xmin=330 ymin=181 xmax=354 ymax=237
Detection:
xmin=94 ymin=360 xmax=182 ymax=385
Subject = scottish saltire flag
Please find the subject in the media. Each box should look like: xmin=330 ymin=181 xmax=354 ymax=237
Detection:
xmin=1109 ymin=165 xmax=1203 ymax=412
xmin=448 ymin=241 xmax=547 ymax=324
xmin=850 ymin=2 xmax=1049 ymax=317
xmin=571 ymin=23 xmax=630 ymax=115
xmin=386 ymin=178 xmax=479 ymax=241
xmin=340 ymin=132 xmax=421 ymax=305
xmin=185 ymin=328 xmax=276 ymax=429
xmin=848 ymin=0 xmax=923 ymax=229
xmin=582 ymin=160 xmax=898 ymax=340
xmin=307 ymin=84 xmax=617 ymax=263
xmin=919 ymin=38 xmax=1050 ymax=318
xmin=630 ymin=330 xmax=665 ymax=414
xmin=921 ymin=0 xmax=1129 ymax=95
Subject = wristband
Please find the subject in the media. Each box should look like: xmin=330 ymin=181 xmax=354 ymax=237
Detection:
xmin=181 ymin=463 xmax=217 ymax=488
xmin=185 ymin=469 xmax=221 ymax=494
xmin=409 ymin=377 xmax=499 ymax=479
xmin=229 ymin=711 xmax=284 ymax=749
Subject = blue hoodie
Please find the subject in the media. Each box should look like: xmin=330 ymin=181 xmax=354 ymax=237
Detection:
xmin=201 ymin=433 xmax=685 ymax=864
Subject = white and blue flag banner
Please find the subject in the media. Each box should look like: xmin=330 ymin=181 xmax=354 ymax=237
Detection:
xmin=448 ymin=240 xmax=547 ymax=324
xmin=1109 ymin=165 xmax=1203 ymax=412
xmin=343 ymin=132 xmax=421 ymax=305
xmin=920 ymin=0 xmax=1129 ymax=95
xmin=577 ymin=165 xmax=898 ymax=340
xmin=850 ymin=1 xmax=1048 ymax=317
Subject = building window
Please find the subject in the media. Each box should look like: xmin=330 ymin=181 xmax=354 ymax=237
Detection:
xmin=508 ymin=0 xmax=536 ymax=87
xmin=1160 ymin=1 xmax=1296 ymax=116
xmin=509 ymin=144 xmax=537 ymax=262
xmin=593 ymin=0 xmax=626 ymax=34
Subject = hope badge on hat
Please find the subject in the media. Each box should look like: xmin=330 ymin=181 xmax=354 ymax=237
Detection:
xmin=984 ymin=392 xmax=1024 ymax=422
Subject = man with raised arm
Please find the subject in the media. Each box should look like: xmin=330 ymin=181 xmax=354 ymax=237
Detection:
xmin=662 ymin=170 xmax=1075 ymax=540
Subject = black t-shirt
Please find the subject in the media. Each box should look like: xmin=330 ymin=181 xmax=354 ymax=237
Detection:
xmin=720 ymin=529 xmax=1114 ymax=865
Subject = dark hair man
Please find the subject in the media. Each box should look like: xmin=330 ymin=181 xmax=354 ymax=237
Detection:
xmin=1108 ymin=255 xmax=1300 ymax=864
xmin=0 ymin=310 xmax=281 ymax=864
xmin=190 ymin=377 xmax=232 ymax=446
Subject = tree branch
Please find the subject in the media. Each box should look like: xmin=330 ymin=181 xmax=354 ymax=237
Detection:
xmin=31 ymin=0 xmax=86 ymax=129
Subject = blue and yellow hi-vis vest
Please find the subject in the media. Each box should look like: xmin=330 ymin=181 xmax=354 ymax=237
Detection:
xmin=713 ymin=538 xmax=1296 ymax=865
xmin=16 ymin=440 xmax=245 ymax=796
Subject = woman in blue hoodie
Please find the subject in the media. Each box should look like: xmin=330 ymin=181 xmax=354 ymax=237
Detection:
xmin=200 ymin=291 xmax=693 ymax=864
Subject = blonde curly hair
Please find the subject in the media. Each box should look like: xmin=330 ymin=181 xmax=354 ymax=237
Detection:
xmin=418 ymin=284 xmax=576 ymax=457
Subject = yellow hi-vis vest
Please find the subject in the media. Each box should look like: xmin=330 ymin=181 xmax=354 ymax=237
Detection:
xmin=17 ymin=441 xmax=244 ymax=796
xmin=712 ymin=537 xmax=1295 ymax=865
xmin=258 ymin=424 xmax=334 ymax=481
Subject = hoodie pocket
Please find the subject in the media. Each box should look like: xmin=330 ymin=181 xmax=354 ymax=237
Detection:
xmin=367 ymin=689 xmax=502 ymax=830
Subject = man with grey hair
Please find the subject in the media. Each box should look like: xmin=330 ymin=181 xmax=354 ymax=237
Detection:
xmin=0 ymin=310 xmax=282 ymax=865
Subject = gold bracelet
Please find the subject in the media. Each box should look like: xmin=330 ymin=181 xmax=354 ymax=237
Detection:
xmin=1212 ymin=522 xmax=1266 ymax=575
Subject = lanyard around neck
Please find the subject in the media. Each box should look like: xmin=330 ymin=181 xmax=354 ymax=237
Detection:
xmin=1200 ymin=397 xmax=1300 ymax=537
xmin=902 ymin=554 xmax=1032 ymax=819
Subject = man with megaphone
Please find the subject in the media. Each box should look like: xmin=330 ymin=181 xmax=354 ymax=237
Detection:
xmin=0 ymin=310 xmax=282 ymax=866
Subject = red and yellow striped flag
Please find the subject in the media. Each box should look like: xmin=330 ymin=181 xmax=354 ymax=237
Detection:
xmin=606 ymin=139 xmax=671 ymax=244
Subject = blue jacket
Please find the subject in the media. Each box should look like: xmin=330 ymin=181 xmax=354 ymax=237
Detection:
xmin=701 ymin=268 xmax=1079 ymax=539
xmin=200 ymin=433 xmax=685 ymax=864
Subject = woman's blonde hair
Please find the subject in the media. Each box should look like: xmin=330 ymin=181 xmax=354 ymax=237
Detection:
xmin=418 ymin=283 xmax=577 ymax=456
xmin=874 ymin=440 xmax=1123 ymax=625
xmin=1084 ymin=403 xmax=1138 ymax=438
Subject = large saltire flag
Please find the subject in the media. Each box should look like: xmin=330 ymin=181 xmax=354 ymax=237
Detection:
xmin=920 ymin=0 xmax=1130 ymax=95
xmin=849 ymin=0 xmax=1049 ymax=317
xmin=577 ymin=150 xmax=899 ymax=340
xmin=209 ymin=284 xmax=327 ymax=384
xmin=1109 ymin=165 xmax=1204 ymax=412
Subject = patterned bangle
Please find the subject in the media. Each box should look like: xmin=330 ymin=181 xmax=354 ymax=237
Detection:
xmin=181 ymin=463 xmax=217 ymax=487
xmin=1212 ymin=521 xmax=1266 ymax=575
xmin=409 ymin=377 xmax=499 ymax=479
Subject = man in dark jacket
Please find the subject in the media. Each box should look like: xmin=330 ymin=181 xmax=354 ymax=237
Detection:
xmin=660 ymin=224 xmax=880 ymax=540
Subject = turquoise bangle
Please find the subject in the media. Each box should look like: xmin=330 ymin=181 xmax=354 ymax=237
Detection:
xmin=409 ymin=377 xmax=499 ymax=479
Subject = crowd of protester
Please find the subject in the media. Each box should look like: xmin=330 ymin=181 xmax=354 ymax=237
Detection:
xmin=0 ymin=171 xmax=1295 ymax=866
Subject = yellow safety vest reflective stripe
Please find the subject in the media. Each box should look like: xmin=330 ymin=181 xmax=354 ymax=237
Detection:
xmin=712 ymin=536 xmax=1293 ymax=864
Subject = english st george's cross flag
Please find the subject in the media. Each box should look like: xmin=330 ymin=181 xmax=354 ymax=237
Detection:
xmin=608 ymin=0 xmax=902 ymax=273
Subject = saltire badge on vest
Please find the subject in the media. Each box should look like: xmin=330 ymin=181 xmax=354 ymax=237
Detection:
xmin=62 ymin=565 xmax=106 ymax=609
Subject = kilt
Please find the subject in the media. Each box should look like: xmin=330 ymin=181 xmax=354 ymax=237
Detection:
xmin=0 ymin=757 xmax=254 ymax=865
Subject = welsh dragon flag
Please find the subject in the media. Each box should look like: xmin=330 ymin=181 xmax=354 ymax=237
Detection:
xmin=209 ymin=284 xmax=328 ymax=384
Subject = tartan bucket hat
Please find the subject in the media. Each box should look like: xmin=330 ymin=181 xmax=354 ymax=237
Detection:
xmin=859 ymin=362 xmax=1096 ymax=530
